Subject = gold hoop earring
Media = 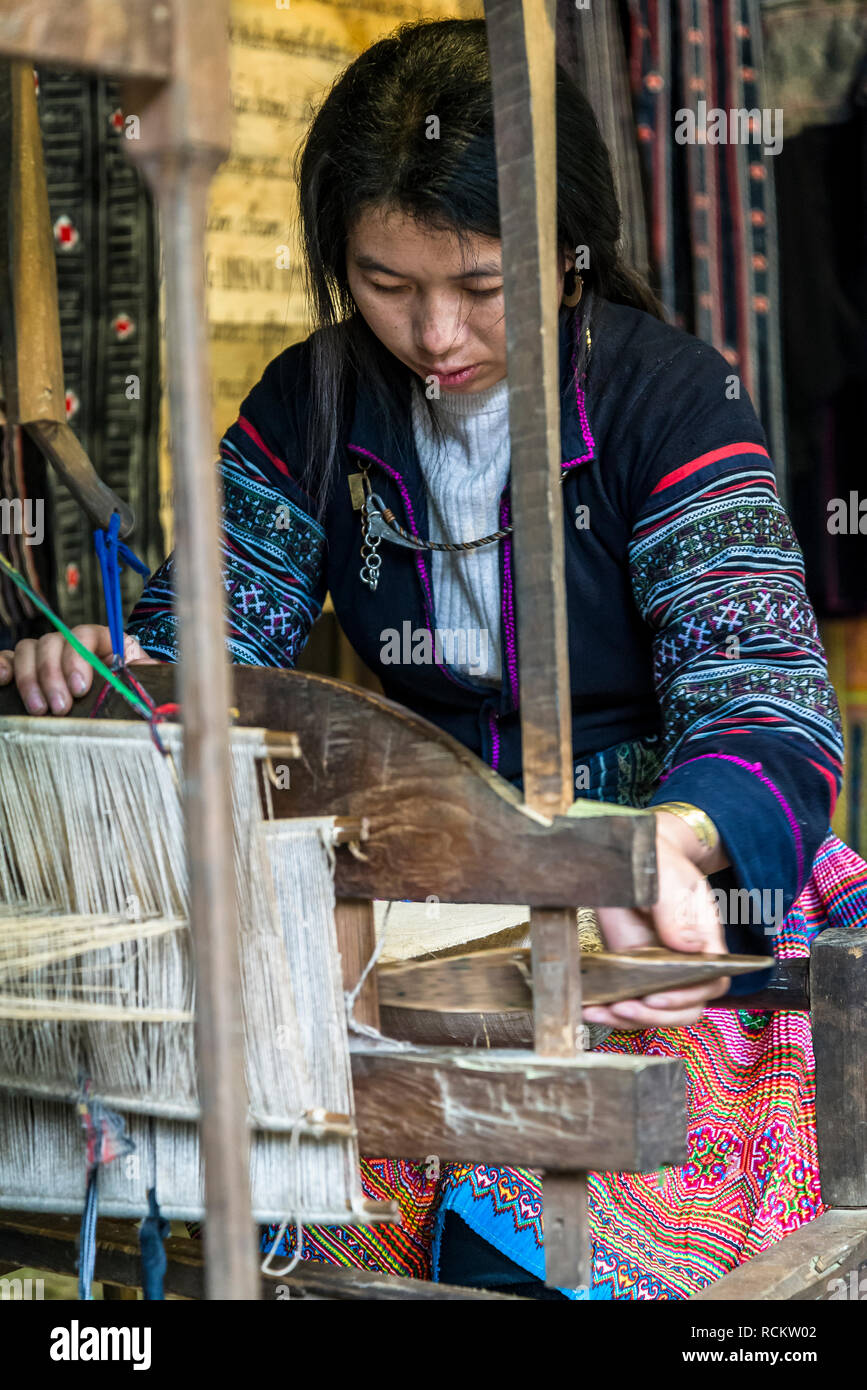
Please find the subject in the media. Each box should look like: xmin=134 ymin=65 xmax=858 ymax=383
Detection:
xmin=562 ymin=271 xmax=583 ymax=308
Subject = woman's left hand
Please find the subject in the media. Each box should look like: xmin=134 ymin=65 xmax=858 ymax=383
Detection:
xmin=584 ymin=814 xmax=731 ymax=1031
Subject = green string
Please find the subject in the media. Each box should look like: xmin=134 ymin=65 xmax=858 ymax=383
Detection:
xmin=0 ymin=552 xmax=153 ymax=720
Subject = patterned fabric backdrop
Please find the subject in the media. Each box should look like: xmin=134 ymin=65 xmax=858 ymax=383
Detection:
xmin=0 ymin=66 xmax=163 ymax=647
xmin=625 ymin=0 xmax=788 ymax=493
xmin=36 ymin=68 xmax=163 ymax=629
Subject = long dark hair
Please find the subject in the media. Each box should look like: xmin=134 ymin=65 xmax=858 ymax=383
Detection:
xmin=296 ymin=17 xmax=660 ymax=510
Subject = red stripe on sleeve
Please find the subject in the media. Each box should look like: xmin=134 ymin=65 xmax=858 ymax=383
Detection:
xmin=650 ymin=442 xmax=770 ymax=495
xmin=808 ymin=758 xmax=840 ymax=814
xmin=238 ymin=416 xmax=291 ymax=478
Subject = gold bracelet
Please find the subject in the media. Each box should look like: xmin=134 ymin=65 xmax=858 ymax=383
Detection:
xmin=653 ymin=801 xmax=720 ymax=854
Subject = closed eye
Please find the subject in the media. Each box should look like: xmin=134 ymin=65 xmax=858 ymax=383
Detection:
xmin=367 ymin=280 xmax=502 ymax=297
xmin=369 ymin=280 xmax=411 ymax=294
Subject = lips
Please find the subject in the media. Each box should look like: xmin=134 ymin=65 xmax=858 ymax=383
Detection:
xmin=420 ymin=363 xmax=480 ymax=385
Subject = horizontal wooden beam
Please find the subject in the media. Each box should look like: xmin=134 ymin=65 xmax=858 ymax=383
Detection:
xmin=694 ymin=1208 xmax=867 ymax=1301
xmin=0 ymin=1 xmax=172 ymax=80
xmin=377 ymin=956 xmax=809 ymax=1049
xmin=0 ymin=1045 xmax=686 ymax=1174
xmin=350 ymin=1045 xmax=687 ymax=1172
xmin=377 ymin=945 xmax=773 ymax=1013
xmin=0 ymin=1210 xmax=526 ymax=1300
xmin=0 ymin=667 xmax=657 ymax=908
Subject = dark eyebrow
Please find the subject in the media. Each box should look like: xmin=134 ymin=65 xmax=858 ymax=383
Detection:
xmin=352 ymin=253 xmax=502 ymax=280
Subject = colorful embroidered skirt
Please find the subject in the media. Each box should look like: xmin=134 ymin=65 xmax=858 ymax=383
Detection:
xmin=261 ymin=832 xmax=867 ymax=1299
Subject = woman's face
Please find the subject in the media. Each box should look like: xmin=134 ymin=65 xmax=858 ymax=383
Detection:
xmin=346 ymin=204 xmax=567 ymax=394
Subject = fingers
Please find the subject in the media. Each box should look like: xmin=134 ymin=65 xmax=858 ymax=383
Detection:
xmin=641 ymin=975 xmax=731 ymax=1009
xmin=653 ymin=869 xmax=727 ymax=956
xmin=33 ymin=633 xmax=77 ymax=714
xmin=590 ymin=889 xmax=731 ymax=1031
xmin=0 ymin=626 xmax=119 ymax=716
xmin=59 ymin=625 xmax=115 ymax=699
xmin=583 ymin=1001 xmax=705 ymax=1030
xmin=7 ymin=638 xmax=46 ymax=714
xmin=124 ymin=632 xmax=159 ymax=666
xmin=583 ymin=970 xmax=732 ymax=1031
xmin=594 ymin=906 xmax=656 ymax=954
xmin=658 ymin=890 xmax=723 ymax=954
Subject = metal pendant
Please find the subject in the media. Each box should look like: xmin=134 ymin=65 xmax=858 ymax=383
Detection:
xmin=359 ymin=495 xmax=383 ymax=592
xmin=363 ymin=494 xmax=426 ymax=551
xmin=347 ymin=472 xmax=366 ymax=511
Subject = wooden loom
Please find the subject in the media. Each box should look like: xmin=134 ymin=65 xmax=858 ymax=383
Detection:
xmin=0 ymin=0 xmax=865 ymax=1303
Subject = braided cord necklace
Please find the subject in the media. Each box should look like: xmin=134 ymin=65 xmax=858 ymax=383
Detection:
xmin=361 ymin=328 xmax=591 ymax=556
xmin=357 ymin=325 xmax=591 ymax=588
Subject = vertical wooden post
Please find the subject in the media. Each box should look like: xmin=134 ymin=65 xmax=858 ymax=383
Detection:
xmin=811 ymin=927 xmax=867 ymax=1207
xmin=335 ymin=898 xmax=381 ymax=1032
xmin=484 ymin=0 xmax=590 ymax=1289
xmin=122 ymin=2 xmax=258 ymax=1300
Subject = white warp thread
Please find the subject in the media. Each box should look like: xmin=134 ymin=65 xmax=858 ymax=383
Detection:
xmin=0 ymin=719 xmax=365 ymax=1225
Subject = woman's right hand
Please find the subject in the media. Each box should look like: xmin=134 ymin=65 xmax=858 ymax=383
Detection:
xmin=0 ymin=627 xmax=157 ymax=715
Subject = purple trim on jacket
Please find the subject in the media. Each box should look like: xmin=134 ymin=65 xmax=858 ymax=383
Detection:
xmin=661 ymin=752 xmax=805 ymax=885
xmin=488 ymin=710 xmax=501 ymax=772
xmin=562 ymin=317 xmax=597 ymax=468
xmin=499 ymin=494 xmax=520 ymax=707
xmin=347 ymin=443 xmax=468 ymax=692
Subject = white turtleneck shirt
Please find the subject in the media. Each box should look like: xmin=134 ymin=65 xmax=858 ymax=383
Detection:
xmin=409 ymin=375 xmax=510 ymax=686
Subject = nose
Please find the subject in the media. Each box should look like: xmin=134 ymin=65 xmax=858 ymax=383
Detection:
xmin=413 ymin=290 xmax=468 ymax=361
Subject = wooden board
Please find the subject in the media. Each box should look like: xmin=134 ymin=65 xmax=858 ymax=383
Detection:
xmin=350 ymin=1046 xmax=687 ymax=1172
xmin=377 ymin=945 xmax=773 ymax=1012
xmin=0 ymin=666 xmax=658 ymax=909
xmin=484 ymin=0 xmax=570 ymax=820
xmin=378 ymin=955 xmax=809 ymax=1048
xmin=380 ymin=1006 xmax=535 ymax=1048
xmin=0 ymin=0 xmax=172 ymax=80
xmin=0 ymin=1044 xmax=684 ymax=1174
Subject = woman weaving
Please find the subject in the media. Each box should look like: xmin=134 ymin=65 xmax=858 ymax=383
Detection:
xmin=2 ymin=19 xmax=865 ymax=1300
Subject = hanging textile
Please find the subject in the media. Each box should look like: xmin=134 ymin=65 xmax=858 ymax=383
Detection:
xmin=556 ymin=0 xmax=651 ymax=279
xmin=625 ymin=0 xmax=788 ymax=493
xmin=761 ymin=2 xmax=867 ymax=616
xmin=34 ymin=68 xmax=163 ymax=628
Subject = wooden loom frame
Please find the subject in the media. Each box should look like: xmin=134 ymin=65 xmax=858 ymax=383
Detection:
xmin=0 ymin=0 xmax=864 ymax=1302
